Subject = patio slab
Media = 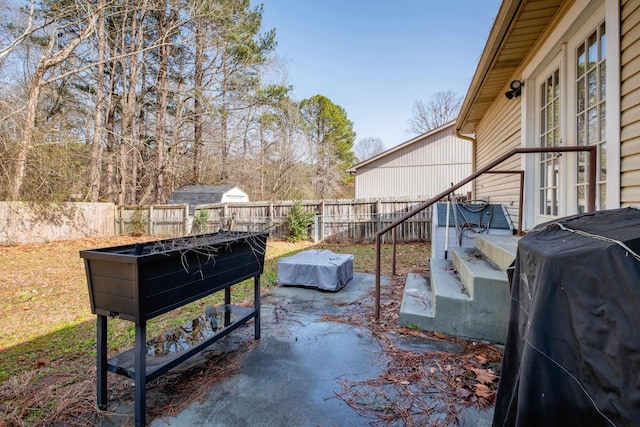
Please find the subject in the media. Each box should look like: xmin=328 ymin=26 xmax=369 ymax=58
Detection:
xmin=101 ymin=272 xmax=495 ymax=426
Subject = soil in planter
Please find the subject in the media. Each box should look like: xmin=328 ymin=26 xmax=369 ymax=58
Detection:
xmin=114 ymin=231 xmax=266 ymax=256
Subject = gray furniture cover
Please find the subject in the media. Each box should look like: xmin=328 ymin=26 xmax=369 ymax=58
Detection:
xmin=277 ymin=249 xmax=354 ymax=291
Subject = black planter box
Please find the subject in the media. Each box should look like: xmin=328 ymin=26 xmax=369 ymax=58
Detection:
xmin=80 ymin=231 xmax=268 ymax=427
xmin=81 ymin=231 xmax=268 ymax=323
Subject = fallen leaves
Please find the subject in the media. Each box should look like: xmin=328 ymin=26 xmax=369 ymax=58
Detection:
xmin=472 ymin=367 xmax=498 ymax=384
xmin=329 ymin=277 xmax=504 ymax=426
xmin=474 ymin=383 xmax=495 ymax=399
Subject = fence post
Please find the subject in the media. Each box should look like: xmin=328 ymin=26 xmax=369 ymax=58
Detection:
xmin=184 ymin=205 xmax=189 ymax=235
xmin=115 ymin=206 xmax=120 ymax=235
xmin=149 ymin=205 xmax=154 ymax=235
xmin=320 ymin=200 xmax=325 ymax=241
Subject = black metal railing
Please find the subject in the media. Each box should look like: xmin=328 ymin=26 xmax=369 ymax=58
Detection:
xmin=373 ymin=145 xmax=597 ymax=320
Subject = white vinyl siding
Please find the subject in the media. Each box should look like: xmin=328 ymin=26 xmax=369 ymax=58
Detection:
xmin=353 ymin=126 xmax=472 ymax=199
xmin=620 ymin=0 xmax=640 ymax=204
xmin=474 ymin=94 xmax=522 ymax=227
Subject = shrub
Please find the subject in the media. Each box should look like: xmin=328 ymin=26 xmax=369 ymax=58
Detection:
xmin=192 ymin=210 xmax=209 ymax=234
xmin=286 ymin=201 xmax=315 ymax=242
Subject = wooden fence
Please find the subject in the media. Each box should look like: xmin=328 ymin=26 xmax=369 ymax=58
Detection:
xmin=190 ymin=198 xmax=432 ymax=242
xmin=0 ymin=202 xmax=114 ymax=245
xmin=0 ymin=199 xmax=432 ymax=245
xmin=115 ymin=204 xmax=189 ymax=236
xmin=0 ymin=198 xmax=432 ymax=245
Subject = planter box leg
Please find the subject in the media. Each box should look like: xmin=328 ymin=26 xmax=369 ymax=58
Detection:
xmin=97 ymin=315 xmax=108 ymax=410
xmin=254 ymin=276 xmax=261 ymax=339
xmin=135 ymin=322 xmax=146 ymax=427
xmin=224 ymin=288 xmax=231 ymax=327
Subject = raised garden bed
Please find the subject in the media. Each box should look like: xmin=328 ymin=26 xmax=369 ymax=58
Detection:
xmin=80 ymin=231 xmax=268 ymax=427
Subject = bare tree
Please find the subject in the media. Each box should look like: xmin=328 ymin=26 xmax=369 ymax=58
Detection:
xmin=407 ymin=90 xmax=463 ymax=135
xmin=354 ymin=136 xmax=385 ymax=162
xmin=0 ymin=0 xmax=36 ymax=62
xmin=8 ymin=3 xmax=99 ymax=200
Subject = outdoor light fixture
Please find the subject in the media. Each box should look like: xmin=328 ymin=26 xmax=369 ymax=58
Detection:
xmin=505 ymin=80 xmax=523 ymax=99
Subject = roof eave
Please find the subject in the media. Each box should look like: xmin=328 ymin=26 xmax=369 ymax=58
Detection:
xmin=455 ymin=0 xmax=523 ymax=136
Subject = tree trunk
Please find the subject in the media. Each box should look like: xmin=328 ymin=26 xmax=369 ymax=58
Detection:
xmin=193 ymin=17 xmax=204 ymax=184
xmin=9 ymin=67 xmax=45 ymax=200
xmin=88 ymin=0 xmax=106 ymax=202
xmin=153 ymin=2 xmax=174 ymax=203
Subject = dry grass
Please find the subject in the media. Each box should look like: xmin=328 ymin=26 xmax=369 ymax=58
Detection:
xmin=0 ymin=235 xmax=429 ymax=426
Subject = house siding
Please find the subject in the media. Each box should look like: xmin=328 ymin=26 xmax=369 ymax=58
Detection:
xmin=620 ymin=0 xmax=640 ymax=205
xmin=354 ymin=126 xmax=472 ymax=199
xmin=474 ymin=92 xmax=523 ymax=226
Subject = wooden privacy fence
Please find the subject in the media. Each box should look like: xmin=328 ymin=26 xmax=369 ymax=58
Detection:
xmin=192 ymin=198 xmax=432 ymax=242
xmin=0 ymin=202 xmax=115 ymax=245
xmin=115 ymin=204 xmax=189 ymax=236
xmin=115 ymin=198 xmax=433 ymax=242
xmin=315 ymin=211 xmax=432 ymax=243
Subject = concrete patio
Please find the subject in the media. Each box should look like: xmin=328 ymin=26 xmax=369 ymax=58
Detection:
xmin=102 ymin=272 xmax=496 ymax=426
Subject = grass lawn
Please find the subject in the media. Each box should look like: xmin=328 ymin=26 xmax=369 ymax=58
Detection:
xmin=0 ymin=235 xmax=432 ymax=425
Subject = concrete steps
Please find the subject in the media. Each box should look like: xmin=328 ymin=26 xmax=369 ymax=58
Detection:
xmin=399 ymin=234 xmax=520 ymax=344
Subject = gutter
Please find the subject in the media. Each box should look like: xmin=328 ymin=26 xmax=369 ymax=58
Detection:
xmin=454 ymin=128 xmax=477 ymax=198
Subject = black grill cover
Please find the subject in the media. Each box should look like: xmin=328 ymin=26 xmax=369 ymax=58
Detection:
xmin=493 ymin=208 xmax=640 ymax=427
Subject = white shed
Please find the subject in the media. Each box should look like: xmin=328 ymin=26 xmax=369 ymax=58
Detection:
xmin=347 ymin=122 xmax=472 ymax=199
xmin=168 ymin=185 xmax=249 ymax=214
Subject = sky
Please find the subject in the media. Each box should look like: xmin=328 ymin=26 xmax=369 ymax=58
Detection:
xmin=257 ymin=0 xmax=502 ymax=149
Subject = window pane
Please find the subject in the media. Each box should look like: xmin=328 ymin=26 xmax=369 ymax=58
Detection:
xmin=577 ymin=78 xmax=585 ymax=113
xmin=600 ymin=23 xmax=606 ymax=60
xmin=577 ymin=114 xmax=586 ymax=145
xmin=540 ymin=162 xmax=547 ymax=187
xmin=600 ymin=103 xmax=606 ymax=141
xmin=553 ymin=70 xmax=560 ymax=98
xmin=600 ymin=144 xmax=607 ymax=181
xmin=588 ymin=107 xmax=597 ymax=145
xmin=577 ymin=152 xmax=586 ymax=184
xmin=599 ymin=183 xmax=606 ymax=209
xmin=577 ymin=186 xmax=586 ymax=214
xmin=588 ymin=69 xmax=598 ymax=107
xmin=600 ymin=62 xmax=606 ymax=101
xmin=577 ymin=43 xmax=586 ymax=76
xmin=588 ymin=31 xmax=598 ymax=69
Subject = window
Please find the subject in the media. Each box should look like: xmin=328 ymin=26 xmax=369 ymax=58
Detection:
xmin=575 ymin=22 xmax=606 ymax=212
xmin=539 ymin=69 xmax=561 ymax=216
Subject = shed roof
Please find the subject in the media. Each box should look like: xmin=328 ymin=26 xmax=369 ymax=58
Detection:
xmin=347 ymin=121 xmax=457 ymax=173
xmin=455 ymin=0 xmax=566 ymax=135
xmin=168 ymin=185 xmax=247 ymax=213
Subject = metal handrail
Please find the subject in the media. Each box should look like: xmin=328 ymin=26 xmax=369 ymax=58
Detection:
xmin=374 ymin=145 xmax=597 ymax=320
